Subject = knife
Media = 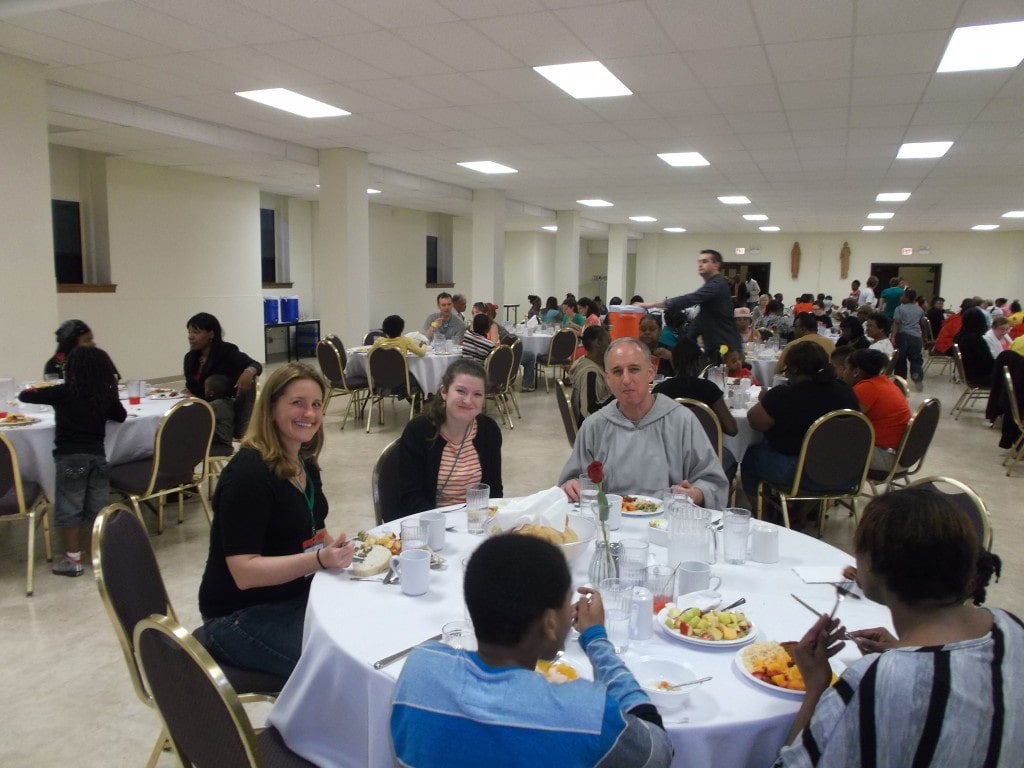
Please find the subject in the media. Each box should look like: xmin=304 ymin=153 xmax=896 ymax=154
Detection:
xmin=372 ymin=634 xmax=443 ymax=670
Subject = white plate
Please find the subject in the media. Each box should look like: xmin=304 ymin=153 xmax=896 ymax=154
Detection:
xmin=733 ymin=647 xmax=841 ymax=697
xmin=621 ymin=494 xmax=664 ymax=516
xmin=149 ymin=393 xmax=185 ymax=400
xmin=0 ymin=416 xmax=41 ymax=428
xmin=656 ymin=605 xmax=757 ymax=648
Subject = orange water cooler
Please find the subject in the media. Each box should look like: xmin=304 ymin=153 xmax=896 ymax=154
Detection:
xmin=607 ymin=305 xmax=645 ymax=339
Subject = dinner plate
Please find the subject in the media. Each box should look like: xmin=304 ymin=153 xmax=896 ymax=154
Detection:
xmin=621 ymin=494 xmax=663 ymax=516
xmin=734 ymin=647 xmax=841 ymax=697
xmin=149 ymin=393 xmax=186 ymax=400
xmin=0 ymin=416 xmax=41 ymax=428
xmin=656 ymin=606 xmax=757 ymax=648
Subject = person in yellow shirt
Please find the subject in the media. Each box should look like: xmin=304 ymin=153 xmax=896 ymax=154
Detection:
xmin=372 ymin=315 xmax=427 ymax=356
xmin=774 ymin=313 xmax=836 ymax=374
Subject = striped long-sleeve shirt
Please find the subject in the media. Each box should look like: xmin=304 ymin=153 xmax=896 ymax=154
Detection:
xmin=778 ymin=608 xmax=1024 ymax=768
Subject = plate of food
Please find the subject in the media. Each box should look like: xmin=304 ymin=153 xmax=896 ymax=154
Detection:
xmin=0 ymin=414 xmax=41 ymax=428
xmin=535 ymin=657 xmax=580 ymax=683
xmin=621 ymin=494 xmax=663 ymax=516
xmin=735 ymin=641 xmax=839 ymax=696
xmin=148 ymin=390 xmax=186 ymax=400
xmin=657 ymin=603 xmax=756 ymax=647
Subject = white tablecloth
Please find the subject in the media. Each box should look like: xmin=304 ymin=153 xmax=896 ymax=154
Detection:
xmin=519 ymin=331 xmax=554 ymax=358
xmin=270 ymin=509 xmax=891 ymax=768
xmin=3 ymin=397 xmax=178 ymax=500
xmin=748 ymin=357 xmax=780 ymax=387
xmin=725 ymin=408 xmax=762 ymax=463
xmin=346 ymin=348 xmax=460 ymax=396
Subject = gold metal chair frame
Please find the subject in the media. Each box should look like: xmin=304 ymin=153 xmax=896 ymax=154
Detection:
xmin=890 ymin=375 xmax=909 ymax=398
xmin=554 ymin=379 xmax=578 ymax=447
xmin=1002 ymin=367 xmax=1024 ymax=476
xmin=0 ymin=432 xmax=53 ymax=596
xmin=756 ymin=409 xmax=874 ymax=536
xmin=365 ymin=346 xmax=422 ymax=432
xmin=317 ymin=338 xmax=367 ymax=431
xmin=111 ymin=397 xmax=215 ymax=533
xmin=483 ymin=344 xmax=515 ymax=429
xmin=904 ymin=475 xmax=993 ymax=551
xmin=674 ymin=397 xmax=736 ymax=505
xmin=949 ymin=344 xmax=990 ymax=420
xmin=864 ymin=397 xmax=941 ymax=495
xmin=536 ymin=329 xmax=578 ymax=393
xmin=922 ymin=322 xmax=954 ymax=378
xmin=371 ymin=438 xmax=401 ymax=526
xmin=505 ymin=339 xmax=523 ymax=419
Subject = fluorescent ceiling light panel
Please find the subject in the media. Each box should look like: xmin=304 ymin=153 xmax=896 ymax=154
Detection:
xmin=1002 ymin=211 xmax=1024 ymax=218
xmin=937 ymin=21 xmax=1024 ymax=72
xmin=235 ymin=88 xmax=349 ymax=118
xmin=533 ymin=61 xmax=632 ymax=99
xmin=577 ymin=199 xmax=613 ymax=207
xmin=456 ymin=161 xmax=517 ymax=174
xmin=759 ymin=226 xmax=780 ymax=232
xmin=629 ymin=216 xmax=657 ymax=222
xmin=862 ymin=225 xmax=885 ymax=231
xmin=718 ymin=196 xmax=751 ymax=205
xmin=663 ymin=227 xmax=686 ymax=233
xmin=897 ymin=141 xmax=953 ymax=159
xmin=657 ymin=152 xmax=710 ymax=167
xmin=367 ymin=188 xmax=381 ymax=194
xmin=972 ymin=224 xmax=999 ymax=231
xmin=542 ymin=225 xmax=558 ymax=232
xmin=867 ymin=212 xmax=895 ymax=220
xmin=743 ymin=214 xmax=769 ymax=221
xmin=876 ymin=192 xmax=911 ymax=203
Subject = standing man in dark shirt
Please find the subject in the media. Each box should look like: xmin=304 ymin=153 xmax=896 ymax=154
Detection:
xmin=926 ymin=296 xmax=946 ymax=338
xmin=635 ymin=249 xmax=742 ymax=364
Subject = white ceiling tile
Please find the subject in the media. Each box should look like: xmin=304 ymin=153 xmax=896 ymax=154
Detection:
xmin=69 ymin=1 xmax=234 ymax=51
xmin=977 ymin=98 xmax=1024 ymax=122
xmin=751 ymin=0 xmax=855 ymax=43
xmin=604 ymin=54 xmax=702 ymax=93
xmin=848 ymin=103 xmax=916 ymax=128
xmin=79 ymin=60 xmax=209 ymax=98
xmin=639 ymin=88 xmax=718 ymax=119
xmin=412 ymin=106 xmax=499 ymax=131
xmin=709 ymin=84 xmax=784 ymax=115
xmin=553 ymin=0 xmax=676 ymax=59
xmin=334 ymin=0 xmax=457 ymax=28
xmin=852 ymin=31 xmax=948 ymax=77
xmin=923 ymin=71 xmax=1015 ymax=102
xmin=324 ymin=30 xmax=452 ymax=78
xmin=11 ymin=10 xmax=174 ymax=58
xmin=724 ymin=111 xmax=790 ymax=134
xmin=957 ymin=0 xmax=1024 ymax=26
xmin=647 ymin=0 xmax=760 ymax=51
xmin=911 ymin=100 xmax=988 ymax=126
xmin=439 ymin=0 xmax=545 ymax=18
xmin=854 ymin=0 xmax=962 ymax=35
xmin=850 ymin=74 xmax=930 ymax=106
xmin=767 ymin=38 xmax=853 ymax=83
xmin=584 ymin=97 xmax=660 ymax=122
xmin=612 ymin=118 xmax=682 ymax=141
xmin=344 ymin=78 xmax=453 ymax=110
xmin=0 ymin=23 xmax=113 ymax=66
xmin=468 ymin=67 xmax=557 ymax=101
xmin=396 ymin=21 xmax=522 ymax=71
xmin=135 ymin=0 xmax=305 ymax=45
xmin=791 ymin=129 xmax=848 ymax=148
xmin=779 ymin=81 xmax=850 ymax=112
xmin=404 ymin=73 xmax=504 ymax=106
xmin=236 ymin=0 xmax=380 ymax=36
xmin=47 ymin=66 xmax=158 ymax=102
xmin=739 ymin=132 xmax=796 ymax=151
xmin=255 ymin=39 xmax=389 ymax=82
xmin=683 ymin=46 xmax=774 ymax=88
xmin=785 ymin=107 xmax=849 ymax=131
xmin=469 ymin=10 xmax=589 ymax=66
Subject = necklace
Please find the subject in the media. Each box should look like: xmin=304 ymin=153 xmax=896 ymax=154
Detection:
xmin=437 ymin=420 xmax=472 ymax=494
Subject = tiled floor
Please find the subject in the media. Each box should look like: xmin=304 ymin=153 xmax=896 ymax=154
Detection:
xmin=0 ymin=364 xmax=1019 ymax=766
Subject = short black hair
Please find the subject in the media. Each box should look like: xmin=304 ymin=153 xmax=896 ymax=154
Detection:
xmin=848 ymin=348 xmax=887 ymax=378
xmin=629 ymin=295 xmax=644 ymax=304
xmin=868 ymin=311 xmax=891 ymax=335
xmin=464 ymin=535 xmax=570 ymax=646
xmin=436 ymin=291 xmax=452 ymax=303
xmin=186 ymin=312 xmax=223 ymax=343
xmin=700 ymin=249 xmax=723 ymax=265
xmin=839 ymin=316 xmax=865 ymax=339
xmin=382 ymin=314 xmax=405 ymax=338
xmin=793 ymin=312 xmax=817 ymax=333
xmin=671 ymin=337 xmax=702 ymax=377
xmin=204 ymin=374 xmax=233 ymax=400
xmin=472 ymin=312 xmax=491 ymax=335
xmin=581 ymin=325 xmax=608 ymax=352
xmin=903 ymin=288 xmax=917 ymax=302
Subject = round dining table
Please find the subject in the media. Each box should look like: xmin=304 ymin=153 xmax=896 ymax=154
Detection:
xmin=2 ymin=395 xmax=181 ymax=501
xmin=345 ymin=346 xmax=462 ymax=396
xmin=269 ymin=505 xmax=891 ymax=768
xmin=517 ymin=330 xmax=555 ymax=359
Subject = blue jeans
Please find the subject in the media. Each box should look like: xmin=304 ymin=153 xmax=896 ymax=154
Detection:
xmin=521 ymin=349 xmax=537 ymax=388
xmin=202 ymin=596 xmax=308 ymax=679
xmin=894 ymin=332 xmax=923 ymax=381
xmin=53 ymin=453 xmax=110 ymax=528
xmin=740 ymin=443 xmax=799 ymax=502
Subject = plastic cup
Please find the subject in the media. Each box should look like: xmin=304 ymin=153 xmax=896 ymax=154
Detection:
xmin=648 ymin=564 xmax=676 ymax=614
xmin=400 ymin=519 xmax=428 ymax=551
xmin=722 ymin=507 xmax=752 ymax=565
xmin=599 ymin=578 xmax=632 ymax=653
xmin=465 ymin=483 xmax=490 ymax=534
xmin=441 ymin=620 xmax=476 ymax=650
xmin=127 ymin=379 xmax=143 ymax=406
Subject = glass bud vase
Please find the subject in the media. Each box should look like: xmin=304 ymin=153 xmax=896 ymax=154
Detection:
xmin=588 ymin=540 xmax=620 ymax=585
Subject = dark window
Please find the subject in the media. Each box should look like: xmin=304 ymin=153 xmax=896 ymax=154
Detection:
xmin=426 ymin=235 xmax=439 ymax=284
xmin=260 ymin=208 xmax=276 ymax=283
xmin=52 ymin=200 xmax=84 ymax=284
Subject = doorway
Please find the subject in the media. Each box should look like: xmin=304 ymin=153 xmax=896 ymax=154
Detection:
xmin=721 ymin=261 xmax=771 ymax=304
xmin=870 ymin=263 xmax=942 ymax=300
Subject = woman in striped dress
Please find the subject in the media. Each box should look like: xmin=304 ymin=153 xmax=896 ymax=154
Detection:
xmin=397 ymin=359 xmax=503 ymax=514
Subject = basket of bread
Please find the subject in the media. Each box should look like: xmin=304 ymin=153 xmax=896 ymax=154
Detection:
xmin=484 ymin=488 xmax=596 ymax=565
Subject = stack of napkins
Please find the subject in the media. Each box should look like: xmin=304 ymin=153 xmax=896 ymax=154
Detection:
xmin=526 ymin=316 xmax=539 ymax=329
xmin=405 ymin=331 xmax=429 ymax=345
xmin=489 ymin=487 xmax=569 ymax=534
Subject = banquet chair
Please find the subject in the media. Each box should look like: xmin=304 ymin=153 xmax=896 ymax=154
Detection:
xmin=483 ymin=344 xmax=515 ymax=430
xmin=371 ymin=438 xmax=402 ymax=525
xmin=0 ymin=432 xmax=52 ymax=596
xmin=233 ymin=378 xmax=257 ymax=440
xmin=890 ymin=375 xmax=910 ymax=398
xmin=922 ymin=328 xmax=954 ymax=378
xmin=536 ymin=329 xmax=577 ymax=393
xmin=108 ymin=397 xmax=215 ymax=534
xmin=950 ymin=344 xmax=990 ymax=420
xmin=904 ymin=476 xmax=993 ymax=551
xmin=884 ymin=350 xmax=898 ymax=377
xmin=555 ymin=380 xmax=578 ymax=447
xmin=316 ymin=338 xmax=369 ymax=430
xmin=756 ymin=409 xmax=874 ymax=536
xmin=92 ymin=505 xmax=284 ymax=768
xmin=1002 ymin=367 xmax=1024 ymax=476
xmin=206 ymin=440 xmax=235 ymax=498
xmin=675 ymin=398 xmax=737 ymax=505
xmin=362 ymin=329 xmax=384 ymax=345
xmin=134 ymin=615 xmax=314 ymax=768
xmin=365 ymin=346 xmax=422 ymax=433
xmin=505 ymin=339 xmax=524 ymax=418
xmin=864 ymin=398 xmax=941 ymax=495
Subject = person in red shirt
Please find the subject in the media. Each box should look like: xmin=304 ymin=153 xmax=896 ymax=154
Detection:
xmin=839 ymin=349 xmax=911 ymax=472
xmin=933 ymin=298 xmax=975 ymax=354
xmin=724 ymin=349 xmax=759 ymax=386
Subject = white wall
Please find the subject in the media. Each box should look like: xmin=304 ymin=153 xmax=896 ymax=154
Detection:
xmin=504 ymin=232 xmax=555 ymax=317
xmin=57 ymin=159 xmax=263 ymax=380
xmin=634 ymin=231 xmax=1024 ymax=305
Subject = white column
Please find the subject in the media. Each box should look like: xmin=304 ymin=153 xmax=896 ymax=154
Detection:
xmin=607 ymin=224 xmax=629 ymax=302
xmin=316 ymin=148 xmax=369 ymax=346
xmin=555 ymin=210 xmax=582 ymax=295
xmin=471 ymin=189 xmax=505 ymax=305
xmin=0 ymin=54 xmax=58 ymax=380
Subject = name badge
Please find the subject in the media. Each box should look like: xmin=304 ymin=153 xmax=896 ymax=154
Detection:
xmin=303 ymin=530 xmax=326 ymax=553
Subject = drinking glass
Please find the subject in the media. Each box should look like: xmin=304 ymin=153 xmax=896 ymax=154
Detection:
xmin=647 ymin=565 xmax=676 ymax=614
xmin=722 ymin=507 xmax=751 ymax=564
xmin=465 ymin=483 xmax=490 ymax=535
xmin=599 ymin=578 xmax=632 ymax=653
xmin=400 ymin=519 xmax=428 ymax=551
xmin=619 ymin=539 xmax=649 ymax=586
xmin=441 ymin=620 xmax=476 ymax=651
xmin=578 ymin=475 xmax=598 ymax=520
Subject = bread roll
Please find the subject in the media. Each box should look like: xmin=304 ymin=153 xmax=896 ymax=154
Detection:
xmin=352 ymin=545 xmax=391 ymax=576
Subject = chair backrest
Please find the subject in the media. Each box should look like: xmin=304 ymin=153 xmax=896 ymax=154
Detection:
xmin=324 ymin=334 xmax=347 ymax=368
xmin=372 ymin=438 xmax=403 ymax=525
xmin=363 ymin=330 xmax=384 ymax=346
xmin=316 ymin=339 xmax=345 ymax=387
xmin=890 ymin=375 xmax=909 ymax=398
xmin=507 ymin=340 xmax=524 ymax=385
xmin=0 ymin=432 xmax=27 ymax=515
xmin=904 ymin=476 xmax=993 ymax=550
xmin=1004 ymin=367 xmax=1024 ymax=430
xmin=554 ymin=380 xmax=578 ymax=447
xmin=233 ymin=382 xmax=256 ymax=440
xmin=134 ymin=615 xmax=261 ymax=767
xmin=149 ymin=398 xmax=215 ymax=493
xmin=91 ymin=503 xmax=175 ymax=707
xmin=367 ymin=346 xmax=411 ymax=396
xmin=674 ymin=398 xmax=723 ymax=462
xmin=894 ymin=397 xmax=941 ymax=472
xmin=884 ymin=351 xmax=898 ymax=376
xmin=547 ymin=329 xmax=578 ymax=364
xmin=790 ymin=409 xmax=874 ymax=495
xmin=951 ymin=343 xmax=968 ymax=382
xmin=485 ymin=344 xmax=514 ymax=395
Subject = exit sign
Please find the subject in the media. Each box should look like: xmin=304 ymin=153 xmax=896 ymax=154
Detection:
xmin=735 ymin=247 xmax=746 ymax=255
xmin=901 ymin=247 xmax=914 ymax=256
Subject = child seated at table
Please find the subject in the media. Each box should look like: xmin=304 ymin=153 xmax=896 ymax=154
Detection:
xmin=204 ymin=374 xmax=235 ymax=449
xmin=372 ymin=314 xmax=427 ymax=357
xmin=725 ymin=349 xmax=759 ymax=386
xmin=18 ymin=346 xmax=126 ymax=577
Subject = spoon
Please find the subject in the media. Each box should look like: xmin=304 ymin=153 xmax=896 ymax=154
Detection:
xmin=663 ymin=675 xmax=712 ymax=690
xmin=720 ymin=597 xmax=746 ymax=611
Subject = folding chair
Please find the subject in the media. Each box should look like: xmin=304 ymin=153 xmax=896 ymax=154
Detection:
xmin=483 ymin=344 xmax=515 ymax=429
xmin=365 ymin=346 xmax=422 ymax=432
xmin=0 ymin=432 xmax=52 ymax=596
xmin=864 ymin=398 xmax=941 ymax=494
xmin=316 ymin=338 xmax=368 ymax=430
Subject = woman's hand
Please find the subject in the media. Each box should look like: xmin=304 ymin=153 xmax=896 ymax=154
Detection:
xmin=319 ymin=533 xmax=355 ymax=570
xmin=791 ymin=614 xmax=846 ymax=695
xmin=670 ymin=481 xmax=704 ymax=506
xmin=235 ymin=367 xmax=257 ymax=394
xmin=561 ymin=478 xmax=581 ymax=502
xmin=573 ymin=587 xmax=605 ymax=634
xmin=847 ymin=627 xmax=897 ymax=655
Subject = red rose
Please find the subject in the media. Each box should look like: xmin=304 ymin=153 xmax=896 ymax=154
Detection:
xmin=586 ymin=461 xmax=604 ymax=484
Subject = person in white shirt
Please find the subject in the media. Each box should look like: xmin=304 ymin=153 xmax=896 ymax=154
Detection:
xmin=865 ymin=312 xmax=894 ymax=357
xmin=983 ymin=315 xmax=1012 ymax=359
xmin=859 ymin=276 xmax=878 ymax=308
